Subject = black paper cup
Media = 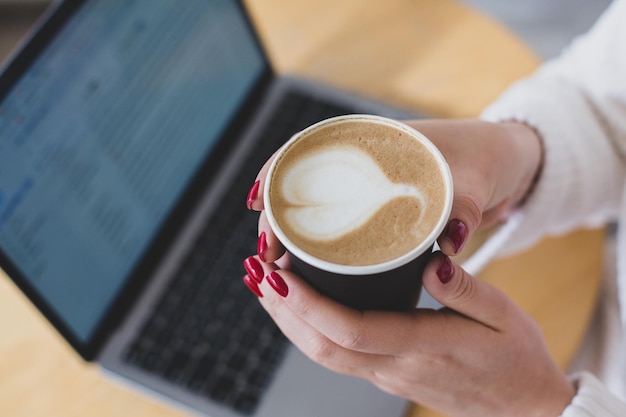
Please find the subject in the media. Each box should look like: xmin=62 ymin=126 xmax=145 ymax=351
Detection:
xmin=264 ymin=115 xmax=453 ymax=311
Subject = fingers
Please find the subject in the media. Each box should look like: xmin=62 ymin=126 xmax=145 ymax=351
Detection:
xmin=242 ymin=256 xmax=387 ymax=377
xmin=242 ymin=253 xmax=404 ymax=356
xmin=241 ymin=252 xmax=521 ymax=395
xmin=246 ymin=151 xmax=278 ymax=211
xmin=437 ymin=193 xmax=482 ymax=256
xmin=259 ymin=268 xmax=430 ymax=357
xmin=246 ymin=150 xmax=286 ymax=262
xmin=422 ymin=252 xmax=518 ymax=331
xmin=257 ymin=211 xmax=285 ymax=262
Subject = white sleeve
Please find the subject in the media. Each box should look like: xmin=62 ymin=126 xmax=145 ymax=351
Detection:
xmin=559 ymin=373 xmax=626 ymax=417
xmin=477 ymin=0 xmax=626 ymax=258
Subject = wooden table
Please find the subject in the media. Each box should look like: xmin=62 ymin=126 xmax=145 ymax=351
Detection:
xmin=0 ymin=1 xmax=605 ymax=417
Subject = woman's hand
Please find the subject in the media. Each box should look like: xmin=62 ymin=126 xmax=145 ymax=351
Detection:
xmin=247 ymin=119 xmax=543 ymax=261
xmin=244 ymin=254 xmax=575 ymax=417
xmin=406 ymin=119 xmax=543 ymax=255
xmin=242 ymin=119 xmax=568 ymax=416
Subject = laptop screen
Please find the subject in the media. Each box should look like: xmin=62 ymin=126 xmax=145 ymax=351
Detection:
xmin=0 ymin=0 xmax=265 ymax=344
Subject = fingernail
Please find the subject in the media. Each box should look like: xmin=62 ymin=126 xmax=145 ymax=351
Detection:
xmin=243 ymin=275 xmax=263 ymax=297
xmin=437 ymin=256 xmax=454 ymax=284
xmin=243 ymin=256 xmax=264 ymax=283
xmin=267 ymin=271 xmax=289 ymax=297
xmin=257 ymin=232 xmax=268 ymax=262
xmin=246 ymin=180 xmax=260 ymax=210
xmin=445 ymin=219 xmax=467 ymax=254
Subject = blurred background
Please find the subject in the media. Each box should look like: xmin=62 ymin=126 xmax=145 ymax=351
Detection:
xmin=0 ymin=0 xmax=613 ymax=62
xmin=463 ymin=0 xmax=611 ymax=58
xmin=0 ymin=0 xmax=614 ymax=120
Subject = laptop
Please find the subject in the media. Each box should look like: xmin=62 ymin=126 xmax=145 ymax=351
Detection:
xmin=0 ymin=0 xmax=427 ymax=416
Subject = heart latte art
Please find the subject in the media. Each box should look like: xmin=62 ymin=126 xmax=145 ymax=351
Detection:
xmin=281 ymin=147 xmax=426 ymax=241
xmin=267 ymin=119 xmax=447 ymax=266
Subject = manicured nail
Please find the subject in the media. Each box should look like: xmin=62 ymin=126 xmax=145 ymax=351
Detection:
xmin=445 ymin=219 xmax=467 ymax=254
xmin=243 ymin=274 xmax=263 ymax=297
xmin=267 ymin=271 xmax=289 ymax=297
xmin=246 ymin=180 xmax=260 ymax=210
xmin=243 ymin=256 xmax=264 ymax=283
xmin=437 ymin=256 xmax=454 ymax=284
xmin=257 ymin=232 xmax=268 ymax=262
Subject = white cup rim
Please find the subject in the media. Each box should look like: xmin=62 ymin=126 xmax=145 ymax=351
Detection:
xmin=263 ymin=114 xmax=453 ymax=275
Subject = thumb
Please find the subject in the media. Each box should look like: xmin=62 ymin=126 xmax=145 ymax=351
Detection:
xmin=422 ymin=252 xmax=514 ymax=330
xmin=437 ymin=193 xmax=483 ymax=256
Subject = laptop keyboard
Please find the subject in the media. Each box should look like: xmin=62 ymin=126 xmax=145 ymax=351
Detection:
xmin=122 ymin=88 xmax=357 ymax=415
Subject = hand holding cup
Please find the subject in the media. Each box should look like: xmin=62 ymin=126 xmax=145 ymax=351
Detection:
xmin=256 ymin=115 xmax=453 ymax=310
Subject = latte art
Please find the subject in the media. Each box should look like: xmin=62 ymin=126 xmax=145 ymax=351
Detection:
xmin=266 ymin=116 xmax=449 ymax=267
xmin=281 ymin=146 xmax=426 ymax=241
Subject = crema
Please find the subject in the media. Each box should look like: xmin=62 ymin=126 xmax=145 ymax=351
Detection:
xmin=267 ymin=118 xmax=447 ymax=266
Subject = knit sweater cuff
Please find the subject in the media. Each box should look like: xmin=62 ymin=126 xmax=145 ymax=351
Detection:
xmin=559 ymin=372 xmax=626 ymax=417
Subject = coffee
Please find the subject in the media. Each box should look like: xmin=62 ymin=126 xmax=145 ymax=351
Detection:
xmin=266 ymin=116 xmax=448 ymax=267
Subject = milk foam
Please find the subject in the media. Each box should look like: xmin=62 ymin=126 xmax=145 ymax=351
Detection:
xmin=281 ymin=145 xmax=426 ymax=241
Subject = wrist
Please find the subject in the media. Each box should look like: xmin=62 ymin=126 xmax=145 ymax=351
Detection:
xmin=500 ymin=120 xmax=544 ymax=209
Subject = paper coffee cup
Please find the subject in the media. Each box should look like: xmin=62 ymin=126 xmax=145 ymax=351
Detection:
xmin=264 ymin=115 xmax=453 ymax=310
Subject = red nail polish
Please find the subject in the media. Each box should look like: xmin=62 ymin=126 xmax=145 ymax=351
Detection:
xmin=243 ymin=275 xmax=263 ymax=297
xmin=446 ymin=219 xmax=467 ymax=254
xmin=243 ymin=256 xmax=264 ymax=283
xmin=267 ymin=271 xmax=289 ymax=297
xmin=437 ymin=256 xmax=454 ymax=284
xmin=246 ymin=180 xmax=260 ymax=210
xmin=257 ymin=232 xmax=268 ymax=262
